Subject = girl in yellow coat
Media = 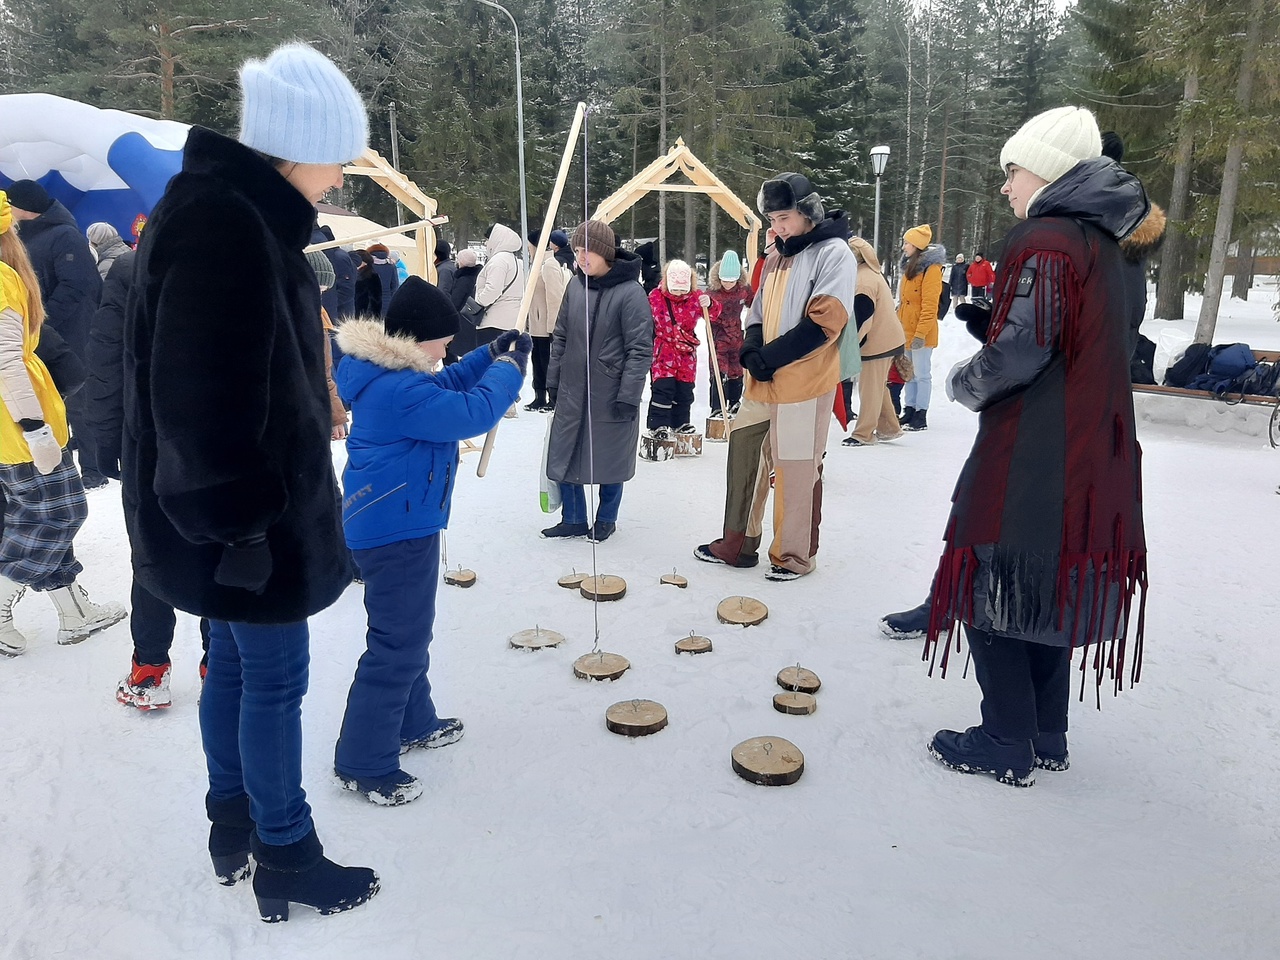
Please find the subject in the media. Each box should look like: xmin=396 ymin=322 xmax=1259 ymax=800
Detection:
xmin=0 ymin=190 xmax=124 ymax=656
xmin=896 ymin=223 xmax=947 ymax=431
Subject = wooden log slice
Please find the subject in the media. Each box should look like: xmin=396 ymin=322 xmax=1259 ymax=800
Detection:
xmin=605 ymin=699 xmax=668 ymax=737
xmin=776 ymin=666 xmax=821 ymax=694
xmin=640 ymin=436 xmax=675 ymax=461
xmin=580 ymin=575 xmax=627 ymax=602
xmin=674 ymin=634 xmax=713 ymax=655
xmin=731 ymin=736 xmax=805 ymax=786
xmin=508 ymin=628 xmax=566 ymax=650
xmin=716 ymin=596 xmax=769 ymax=627
xmin=773 ymin=692 xmax=818 ymax=715
xmin=674 ymin=433 xmax=703 ymax=457
xmin=443 ymin=568 xmax=477 ymax=588
xmin=557 ymin=572 xmax=589 ymax=589
xmin=705 ymin=417 xmax=729 ymax=441
xmin=573 ymin=651 xmax=631 ymax=681
xmin=659 ymin=572 xmax=689 ymax=589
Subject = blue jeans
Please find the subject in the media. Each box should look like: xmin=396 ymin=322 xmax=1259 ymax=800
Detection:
xmin=559 ymin=482 xmax=623 ymax=525
xmin=200 ymin=619 xmax=313 ymax=845
xmin=903 ymin=345 xmax=934 ymax=410
xmin=335 ymin=535 xmax=440 ymax=779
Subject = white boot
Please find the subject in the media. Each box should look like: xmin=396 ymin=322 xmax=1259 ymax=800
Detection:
xmin=47 ymin=582 xmax=127 ymax=645
xmin=0 ymin=576 xmax=29 ymax=657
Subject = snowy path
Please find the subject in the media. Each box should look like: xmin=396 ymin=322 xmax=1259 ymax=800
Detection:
xmin=2 ymin=285 xmax=1278 ymax=959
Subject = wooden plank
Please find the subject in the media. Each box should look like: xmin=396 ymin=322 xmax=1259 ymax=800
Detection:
xmin=1133 ymin=383 xmax=1278 ymax=407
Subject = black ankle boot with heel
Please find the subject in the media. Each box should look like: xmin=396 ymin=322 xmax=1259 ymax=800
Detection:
xmin=206 ymin=792 xmax=254 ymax=886
xmin=251 ymin=829 xmax=379 ymax=922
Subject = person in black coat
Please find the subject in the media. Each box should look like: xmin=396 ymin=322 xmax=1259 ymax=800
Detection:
xmin=6 ymin=180 xmax=106 ymax=486
xmin=352 ymin=249 xmax=382 ymax=316
xmin=950 ymin=253 xmax=969 ymax=307
xmin=85 ymin=249 xmax=133 ymax=479
xmin=123 ymin=43 xmax=377 ymax=919
xmin=312 ymin=223 xmax=355 ymax=322
xmin=433 ymin=238 xmax=457 ymax=297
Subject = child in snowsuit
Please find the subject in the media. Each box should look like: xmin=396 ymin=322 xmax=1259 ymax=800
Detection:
xmin=708 ymin=251 xmax=752 ymax=416
xmin=333 ymin=277 xmax=529 ymax=805
xmin=647 ymin=259 xmax=716 ymax=437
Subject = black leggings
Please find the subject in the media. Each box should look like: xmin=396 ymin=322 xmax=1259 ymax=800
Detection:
xmin=708 ymin=375 xmax=743 ymax=414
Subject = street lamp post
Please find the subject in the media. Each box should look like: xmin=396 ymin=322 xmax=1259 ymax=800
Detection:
xmin=870 ymin=145 xmax=890 ymax=260
xmin=471 ymin=0 xmax=529 ymax=271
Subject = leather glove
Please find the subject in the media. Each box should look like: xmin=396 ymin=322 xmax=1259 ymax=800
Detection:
xmin=956 ymin=302 xmax=993 ymax=343
xmin=214 ymin=536 xmax=273 ymax=594
xmin=494 ymin=332 xmax=533 ymax=376
xmin=910 ymin=337 xmax=925 ymax=350
xmin=739 ymin=346 xmax=775 ymax=383
xmin=489 ymin=328 xmax=521 ymax=359
xmin=23 ymin=425 xmax=63 ymax=475
xmin=612 ymin=401 xmax=639 ymax=421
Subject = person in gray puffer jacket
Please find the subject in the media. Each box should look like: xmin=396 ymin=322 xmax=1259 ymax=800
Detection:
xmin=87 ymin=222 xmax=133 ymax=280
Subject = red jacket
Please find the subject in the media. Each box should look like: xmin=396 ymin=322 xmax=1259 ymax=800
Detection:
xmin=966 ymin=258 xmax=996 ymax=288
xmin=709 ymin=285 xmax=752 ymax=378
xmin=649 ymin=286 xmax=716 ymax=382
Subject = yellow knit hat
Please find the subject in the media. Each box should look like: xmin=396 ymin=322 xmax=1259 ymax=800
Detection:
xmin=0 ymin=191 xmax=11 ymax=235
xmin=903 ymin=224 xmax=932 ymax=249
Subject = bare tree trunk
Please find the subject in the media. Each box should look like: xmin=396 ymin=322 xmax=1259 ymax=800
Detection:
xmin=913 ymin=4 xmax=933 ymax=226
xmin=709 ymin=198 xmax=718 ymax=266
xmin=937 ymin=101 xmax=950 ymax=240
xmin=901 ymin=22 xmax=914 ymax=241
xmin=629 ymin=120 xmax=639 ymax=244
xmin=1154 ymin=70 xmax=1198 ymax=321
xmin=158 ymin=24 xmax=175 ymax=119
xmin=1231 ymin=229 xmax=1255 ymax=301
xmin=658 ymin=20 xmax=668 ymax=265
xmin=1196 ymin=0 xmax=1263 ymax=343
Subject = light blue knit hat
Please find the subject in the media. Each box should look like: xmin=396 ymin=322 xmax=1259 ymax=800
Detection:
xmin=719 ymin=250 xmax=742 ymax=281
xmin=238 ymin=44 xmax=368 ymax=164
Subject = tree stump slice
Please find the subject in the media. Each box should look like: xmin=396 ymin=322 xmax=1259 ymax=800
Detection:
xmin=659 ymin=572 xmax=689 ymax=589
xmin=443 ymin=568 xmax=477 ymax=588
xmin=557 ymin=572 xmax=589 ymax=589
xmin=580 ymin=575 xmax=627 ymax=602
xmin=716 ymin=596 xmax=769 ymax=627
xmin=639 ymin=436 xmax=676 ymax=461
xmin=731 ymin=736 xmax=805 ymax=786
xmin=674 ymin=634 xmax=713 ymax=655
xmin=776 ymin=666 xmax=821 ymax=694
xmin=605 ymin=699 xmax=668 ymax=737
xmin=705 ymin=416 xmax=730 ymax=441
xmin=674 ymin=433 xmax=703 ymax=457
xmin=573 ymin=651 xmax=630 ymax=681
xmin=773 ymin=692 xmax=818 ymax=715
xmin=509 ymin=628 xmax=566 ymax=651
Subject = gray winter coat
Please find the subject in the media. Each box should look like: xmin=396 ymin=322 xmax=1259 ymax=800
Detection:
xmin=546 ymin=250 xmax=652 ymax=485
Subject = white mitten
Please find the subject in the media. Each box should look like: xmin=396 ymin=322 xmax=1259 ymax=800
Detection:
xmin=23 ymin=425 xmax=63 ymax=475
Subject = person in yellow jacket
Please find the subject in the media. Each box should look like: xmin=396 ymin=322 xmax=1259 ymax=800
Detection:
xmin=0 ymin=190 xmax=125 ymax=656
xmin=896 ymin=223 xmax=947 ymax=431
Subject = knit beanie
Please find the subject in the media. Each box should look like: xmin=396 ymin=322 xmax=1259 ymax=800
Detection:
xmin=719 ymin=250 xmax=741 ymax=281
xmin=238 ymin=43 xmax=369 ymax=165
xmin=570 ymin=220 xmax=616 ymax=264
xmin=435 ymin=238 xmax=451 ymax=261
xmin=384 ymin=276 xmax=461 ymax=342
xmin=305 ymin=250 xmax=336 ymax=290
xmin=999 ymin=106 xmax=1101 ymax=185
xmin=457 ymin=248 xmax=479 ymax=268
xmin=549 ymin=229 xmax=570 ymax=249
xmin=5 ymin=179 xmax=52 ymax=214
xmin=86 ymin=222 xmax=121 ymax=250
xmin=665 ymin=259 xmax=693 ymax=294
xmin=1101 ymin=131 xmax=1125 ymax=163
xmin=0 ymin=192 xmax=11 ymax=234
xmin=903 ymin=224 xmax=932 ymax=249
xmin=758 ymin=172 xmax=825 ymax=223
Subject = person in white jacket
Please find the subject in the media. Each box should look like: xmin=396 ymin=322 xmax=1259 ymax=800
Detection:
xmin=471 ymin=223 xmax=526 ymax=347
xmin=524 ymin=229 xmax=571 ymax=410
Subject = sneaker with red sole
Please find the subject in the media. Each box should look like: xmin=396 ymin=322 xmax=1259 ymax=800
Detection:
xmin=116 ymin=658 xmax=172 ymax=710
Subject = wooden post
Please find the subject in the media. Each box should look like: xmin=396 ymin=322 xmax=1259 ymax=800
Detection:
xmin=476 ymin=102 xmax=588 ymax=478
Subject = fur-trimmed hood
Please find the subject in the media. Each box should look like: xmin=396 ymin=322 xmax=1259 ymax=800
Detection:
xmin=1119 ymin=202 xmax=1167 ymax=264
xmin=336 ymin=317 xmax=437 ymax=375
xmin=902 ymin=241 xmax=948 ymax=279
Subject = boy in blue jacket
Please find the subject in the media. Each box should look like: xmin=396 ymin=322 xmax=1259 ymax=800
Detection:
xmin=333 ymin=277 xmax=529 ymax=805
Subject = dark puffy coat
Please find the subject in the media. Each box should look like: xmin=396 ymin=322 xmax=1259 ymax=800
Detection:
xmin=313 ymin=224 xmax=356 ymax=322
xmin=354 ymin=260 xmax=382 ymax=317
xmin=85 ymin=249 xmax=134 ymax=476
xmin=547 ymin=250 xmax=653 ymax=485
xmin=369 ymin=251 xmax=399 ymax=316
xmin=435 ymin=258 xmax=457 ymax=298
xmin=17 ymin=200 xmax=102 ymax=357
xmin=34 ymin=324 xmax=87 ymax=399
xmin=448 ymin=264 xmax=481 ymax=312
xmin=123 ymin=127 xmax=351 ymax=624
xmin=950 ymin=259 xmax=969 ymax=297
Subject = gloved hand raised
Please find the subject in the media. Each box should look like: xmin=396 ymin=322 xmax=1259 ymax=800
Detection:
xmin=494 ymin=332 xmax=533 ymax=377
xmin=214 ymin=536 xmax=272 ymax=594
xmin=489 ymin=328 xmax=521 ymax=359
xmin=22 ymin=424 xmax=63 ymax=475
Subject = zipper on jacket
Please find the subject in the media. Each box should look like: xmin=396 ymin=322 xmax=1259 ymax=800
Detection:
xmin=440 ymin=461 xmax=452 ymax=510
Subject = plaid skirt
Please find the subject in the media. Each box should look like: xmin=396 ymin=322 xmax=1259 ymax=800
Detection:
xmin=0 ymin=451 xmax=87 ymax=591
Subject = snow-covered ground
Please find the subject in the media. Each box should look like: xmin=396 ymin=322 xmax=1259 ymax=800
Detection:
xmin=2 ymin=282 xmax=1278 ymax=960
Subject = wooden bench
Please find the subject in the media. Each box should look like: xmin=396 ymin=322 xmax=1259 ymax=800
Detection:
xmin=1134 ymin=348 xmax=1280 ymax=407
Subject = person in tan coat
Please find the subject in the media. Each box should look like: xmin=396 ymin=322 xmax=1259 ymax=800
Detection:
xmin=841 ymin=237 xmax=905 ymax=446
xmin=524 ymin=229 xmax=571 ymax=411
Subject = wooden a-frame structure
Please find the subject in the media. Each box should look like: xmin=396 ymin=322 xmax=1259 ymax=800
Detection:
xmin=592 ymin=138 xmax=762 ymax=276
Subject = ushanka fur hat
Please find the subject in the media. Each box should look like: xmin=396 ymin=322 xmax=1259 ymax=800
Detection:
xmin=758 ymin=172 xmax=825 ymax=223
xmin=1000 ymin=106 xmax=1101 ymax=186
xmin=384 ymin=276 xmax=460 ymax=342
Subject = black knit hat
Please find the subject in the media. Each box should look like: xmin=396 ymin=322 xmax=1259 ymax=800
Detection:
xmin=6 ymin=179 xmax=53 ymax=214
xmin=384 ymin=276 xmax=461 ymax=342
xmin=434 ymin=238 xmax=451 ymax=261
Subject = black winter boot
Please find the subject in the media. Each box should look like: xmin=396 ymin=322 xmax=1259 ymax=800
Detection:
xmin=898 ymin=405 xmax=916 ymax=426
xmin=206 ymin=792 xmax=254 ymax=886
xmin=928 ymin=726 xmax=1035 ymax=787
xmin=904 ymin=408 xmax=928 ymax=431
xmin=878 ymin=601 xmax=931 ymax=641
xmin=1033 ymin=732 xmax=1070 ymax=771
xmin=250 ymin=829 xmax=379 ymax=922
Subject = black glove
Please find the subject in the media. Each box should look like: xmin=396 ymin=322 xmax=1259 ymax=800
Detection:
xmin=740 ymin=346 xmax=775 ymax=383
xmin=956 ymin=302 xmax=993 ymax=343
xmin=489 ymin=328 xmax=521 ymax=359
xmin=612 ymin=401 xmax=639 ymax=421
xmin=214 ymin=537 xmax=272 ymax=594
xmin=495 ymin=332 xmax=532 ymax=376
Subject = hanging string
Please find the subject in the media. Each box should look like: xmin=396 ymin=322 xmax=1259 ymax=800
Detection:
xmin=579 ymin=108 xmax=602 ymax=655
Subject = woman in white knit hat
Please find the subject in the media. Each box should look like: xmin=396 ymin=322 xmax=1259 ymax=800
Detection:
xmin=922 ymin=105 xmax=1152 ymax=787
xmin=123 ymin=43 xmax=378 ymax=920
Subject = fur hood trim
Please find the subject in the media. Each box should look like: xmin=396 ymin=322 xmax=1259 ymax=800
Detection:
xmin=901 ymin=242 xmax=948 ymax=278
xmin=1120 ymin=202 xmax=1167 ymax=264
xmin=848 ymin=236 xmax=883 ymax=275
xmin=335 ymin=318 xmax=438 ymax=373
